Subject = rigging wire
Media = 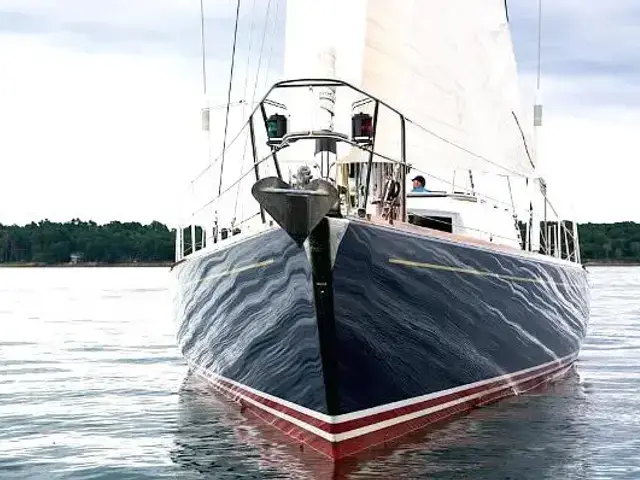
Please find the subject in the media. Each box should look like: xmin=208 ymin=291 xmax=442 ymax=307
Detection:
xmin=403 ymin=117 xmax=527 ymax=179
xmin=248 ymin=0 xmax=274 ymax=108
xmin=198 ymin=0 xmax=215 ymax=168
xmin=232 ymin=0 xmax=259 ymax=221
xmin=261 ymin=0 xmax=281 ymax=95
xmin=187 ymin=84 xmax=531 ymax=206
xmin=219 ymin=0 xmax=243 ymax=196
xmin=239 ymin=0 xmax=259 ymax=112
xmin=234 ymin=0 xmax=275 ymax=219
xmin=188 ymin=4 xmax=541 ymax=221
xmin=186 ymin=0 xmax=537 ymax=212
xmin=189 ymin=122 xmax=248 ymax=189
xmin=203 ymin=129 xmax=539 ymax=224
xmin=190 ymin=0 xmax=211 ymax=235
xmin=536 ymin=0 xmax=543 ymax=91
xmin=182 ymin=0 xmax=559 ymax=250
xmin=199 ymin=0 xmax=208 ymax=98
xmin=191 ymin=135 xmax=559 ymax=246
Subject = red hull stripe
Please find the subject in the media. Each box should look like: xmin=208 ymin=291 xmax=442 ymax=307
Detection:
xmin=332 ymin=354 xmax=577 ymax=435
xmin=192 ymin=359 xmax=575 ymax=459
xmin=333 ymin=362 xmax=575 ymax=459
xmin=189 ymin=352 xmax=577 ymax=440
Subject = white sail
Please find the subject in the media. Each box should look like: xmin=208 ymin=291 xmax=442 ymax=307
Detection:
xmin=282 ymin=0 xmax=535 ymax=178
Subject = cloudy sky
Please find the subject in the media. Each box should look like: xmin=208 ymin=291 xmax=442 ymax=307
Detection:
xmin=0 ymin=0 xmax=636 ymax=225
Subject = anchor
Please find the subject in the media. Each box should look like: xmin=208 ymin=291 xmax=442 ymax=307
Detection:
xmin=251 ymin=168 xmax=339 ymax=247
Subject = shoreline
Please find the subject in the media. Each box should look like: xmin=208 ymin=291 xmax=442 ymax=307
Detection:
xmin=584 ymin=261 xmax=640 ymax=267
xmin=3 ymin=259 xmax=638 ymax=268
xmin=0 ymin=261 xmax=173 ymax=268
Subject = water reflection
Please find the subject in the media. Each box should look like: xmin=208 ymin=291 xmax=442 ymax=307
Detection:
xmin=2 ymin=266 xmax=638 ymax=478
xmin=172 ymin=367 xmax=592 ymax=479
xmin=171 ymin=372 xmax=332 ymax=479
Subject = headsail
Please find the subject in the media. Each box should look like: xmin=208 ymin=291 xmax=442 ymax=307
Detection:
xmin=282 ymin=0 xmax=535 ymax=178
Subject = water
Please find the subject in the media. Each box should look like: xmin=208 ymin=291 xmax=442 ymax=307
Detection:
xmin=0 ymin=266 xmax=638 ymax=479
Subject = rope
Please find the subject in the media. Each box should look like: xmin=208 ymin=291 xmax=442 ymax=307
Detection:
xmin=219 ymin=0 xmax=243 ymax=196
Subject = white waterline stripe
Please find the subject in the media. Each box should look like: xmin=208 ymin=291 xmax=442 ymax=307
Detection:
xmin=189 ymin=361 xmax=336 ymax=442
xmin=342 ymin=364 xmax=575 ymax=449
xmin=333 ymin=360 xmax=575 ymax=441
xmin=188 ymin=352 xmax=577 ymax=425
xmin=189 ymin=356 xmax=576 ymax=442
xmin=332 ymin=352 xmax=577 ymax=423
xmin=187 ymin=360 xmax=335 ymax=423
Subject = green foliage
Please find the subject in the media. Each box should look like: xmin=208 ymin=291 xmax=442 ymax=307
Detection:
xmin=578 ymin=222 xmax=640 ymax=262
xmin=0 ymin=219 xmax=176 ymax=265
xmin=0 ymin=218 xmax=636 ymax=265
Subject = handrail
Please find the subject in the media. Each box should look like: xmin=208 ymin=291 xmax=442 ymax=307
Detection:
xmin=176 ymin=77 xmax=577 ymax=263
xmin=183 ymin=77 xmax=530 ymax=196
xmin=185 ymin=125 xmax=549 ymax=227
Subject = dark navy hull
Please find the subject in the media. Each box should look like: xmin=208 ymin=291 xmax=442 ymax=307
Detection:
xmin=172 ymin=228 xmax=328 ymax=412
xmin=333 ymin=221 xmax=589 ymax=414
xmin=172 ymin=219 xmax=589 ymax=458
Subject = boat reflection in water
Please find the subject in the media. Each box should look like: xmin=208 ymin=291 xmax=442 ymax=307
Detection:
xmin=171 ymin=371 xmax=336 ymax=479
xmin=171 ymin=366 xmax=591 ymax=479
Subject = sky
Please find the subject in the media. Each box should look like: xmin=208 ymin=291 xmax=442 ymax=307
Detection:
xmin=0 ymin=0 xmax=637 ymax=225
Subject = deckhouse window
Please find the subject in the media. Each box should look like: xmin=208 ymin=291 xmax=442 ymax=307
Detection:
xmin=408 ymin=214 xmax=453 ymax=233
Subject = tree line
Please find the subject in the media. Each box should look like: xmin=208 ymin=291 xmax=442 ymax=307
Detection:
xmin=578 ymin=222 xmax=640 ymax=263
xmin=0 ymin=219 xmax=177 ymax=264
xmin=0 ymin=219 xmax=638 ymax=265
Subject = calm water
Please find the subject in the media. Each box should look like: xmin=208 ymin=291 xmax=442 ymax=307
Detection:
xmin=0 ymin=266 xmax=638 ymax=479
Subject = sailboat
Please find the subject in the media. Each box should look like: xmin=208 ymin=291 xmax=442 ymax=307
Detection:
xmin=171 ymin=0 xmax=590 ymax=460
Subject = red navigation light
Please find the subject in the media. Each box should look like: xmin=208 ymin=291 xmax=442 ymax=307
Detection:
xmin=352 ymin=113 xmax=373 ymax=144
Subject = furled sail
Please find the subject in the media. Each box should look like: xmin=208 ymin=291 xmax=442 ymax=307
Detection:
xmin=282 ymin=0 xmax=535 ymax=178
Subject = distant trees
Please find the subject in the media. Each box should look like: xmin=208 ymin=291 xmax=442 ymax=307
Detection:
xmin=0 ymin=219 xmax=638 ymax=265
xmin=578 ymin=222 xmax=640 ymax=263
xmin=0 ymin=219 xmax=175 ymax=264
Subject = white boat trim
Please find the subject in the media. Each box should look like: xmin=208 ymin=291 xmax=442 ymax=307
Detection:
xmin=187 ymin=351 xmax=578 ymax=427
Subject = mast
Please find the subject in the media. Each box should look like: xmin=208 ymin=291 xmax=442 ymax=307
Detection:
xmin=198 ymin=0 xmax=213 ymax=247
xmin=199 ymin=0 xmax=213 ymax=170
xmin=314 ymin=49 xmax=338 ymax=180
xmin=533 ymin=0 xmax=547 ymax=254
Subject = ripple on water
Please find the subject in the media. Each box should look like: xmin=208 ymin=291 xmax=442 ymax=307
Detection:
xmin=0 ymin=266 xmax=639 ymax=479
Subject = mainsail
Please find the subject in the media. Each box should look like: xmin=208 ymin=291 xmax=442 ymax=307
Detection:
xmin=282 ymin=0 xmax=535 ymax=179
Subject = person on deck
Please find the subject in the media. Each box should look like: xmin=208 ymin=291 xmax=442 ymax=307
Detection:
xmin=411 ymin=175 xmax=430 ymax=192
